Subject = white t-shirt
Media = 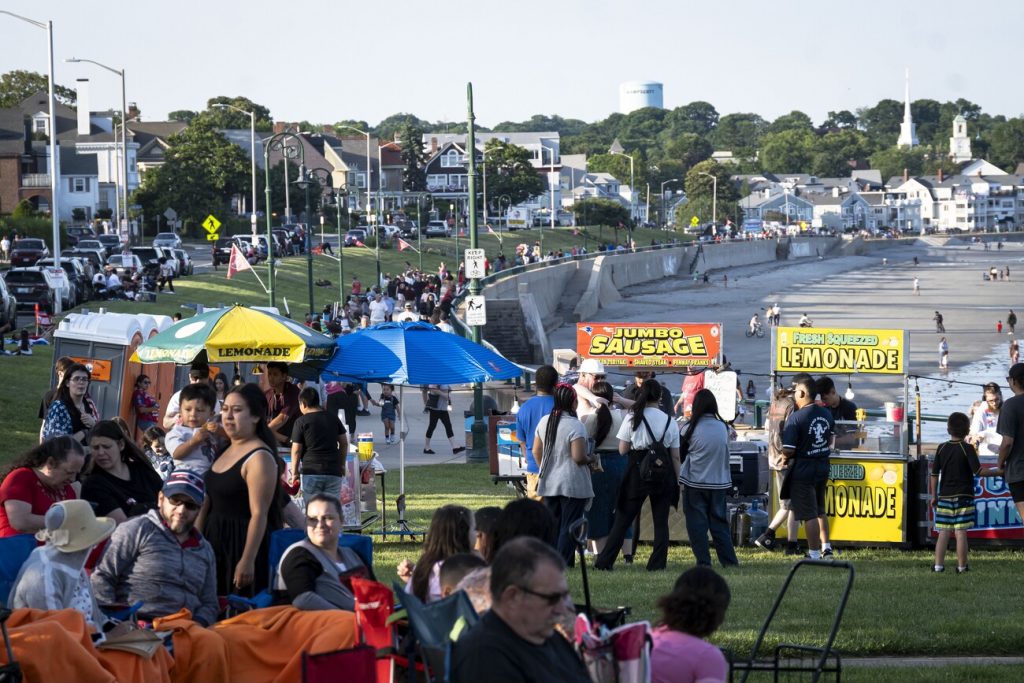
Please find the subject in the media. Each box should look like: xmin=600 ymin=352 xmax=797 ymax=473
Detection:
xmin=395 ymin=310 xmax=418 ymax=322
xmin=617 ymin=407 xmax=681 ymax=449
xmin=368 ymin=299 xmax=388 ymax=323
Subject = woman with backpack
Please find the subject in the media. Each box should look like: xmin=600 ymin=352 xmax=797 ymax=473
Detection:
xmin=595 ymin=380 xmax=680 ymax=572
xmin=678 ymin=389 xmax=738 ymax=567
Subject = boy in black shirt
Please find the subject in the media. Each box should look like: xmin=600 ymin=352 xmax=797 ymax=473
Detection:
xmin=291 ymin=387 xmax=349 ymax=503
xmin=931 ymin=412 xmax=1002 ymax=573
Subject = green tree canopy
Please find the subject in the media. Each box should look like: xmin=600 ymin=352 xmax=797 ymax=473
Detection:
xmin=811 ymin=129 xmax=870 ymax=177
xmin=822 ymin=110 xmax=857 ymax=130
xmin=196 ymin=96 xmax=274 ymax=131
xmin=168 ymin=110 xmax=198 ymax=124
xmin=769 ymin=110 xmax=814 ymax=134
xmin=857 ymin=99 xmax=903 ymax=147
xmin=0 ymin=70 xmax=76 ymax=108
xmin=573 ymin=197 xmax=629 ymax=227
xmin=684 ymin=160 xmax=738 ymax=207
xmin=664 ymin=133 xmax=713 ymax=173
xmin=987 ymin=118 xmax=1024 ymax=171
xmin=760 ymin=129 xmax=816 ymax=173
xmin=376 ymin=113 xmax=430 ymax=143
xmin=480 ymin=139 xmax=546 ymax=207
xmin=711 ymin=113 xmax=767 ymax=158
xmin=664 ymin=101 xmax=719 ymax=138
xmin=868 ymin=145 xmax=927 ymax=181
xmin=396 ymin=122 xmax=427 ymax=192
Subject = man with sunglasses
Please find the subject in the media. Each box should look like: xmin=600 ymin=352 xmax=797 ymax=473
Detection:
xmin=91 ymin=470 xmax=218 ymax=626
xmin=452 ymin=537 xmax=590 ymax=683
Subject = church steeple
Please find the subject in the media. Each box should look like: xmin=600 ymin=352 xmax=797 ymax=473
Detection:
xmin=896 ymin=68 xmax=919 ymax=148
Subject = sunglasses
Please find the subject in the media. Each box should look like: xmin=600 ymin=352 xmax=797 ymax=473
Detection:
xmin=166 ymin=497 xmax=200 ymax=511
xmin=517 ymin=585 xmax=571 ymax=606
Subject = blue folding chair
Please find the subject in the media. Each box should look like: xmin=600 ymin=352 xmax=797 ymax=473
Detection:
xmin=0 ymin=534 xmax=36 ymax=608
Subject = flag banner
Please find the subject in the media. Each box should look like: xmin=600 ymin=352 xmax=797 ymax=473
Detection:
xmin=226 ymin=244 xmax=252 ymax=279
xmin=397 ymin=237 xmax=418 ymax=253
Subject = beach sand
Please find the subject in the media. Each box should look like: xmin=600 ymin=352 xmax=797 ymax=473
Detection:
xmin=550 ymin=239 xmax=1023 ymax=421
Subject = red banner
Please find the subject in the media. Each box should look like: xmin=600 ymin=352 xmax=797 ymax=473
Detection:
xmin=576 ymin=323 xmax=722 ymax=368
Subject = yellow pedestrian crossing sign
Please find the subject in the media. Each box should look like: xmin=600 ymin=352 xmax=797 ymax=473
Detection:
xmin=206 ymin=233 xmax=219 ymax=241
xmin=203 ymin=214 xmax=221 ymax=233
xmin=690 ymin=216 xmax=700 ymax=227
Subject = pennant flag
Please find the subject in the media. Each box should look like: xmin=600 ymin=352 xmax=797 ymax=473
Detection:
xmin=226 ymin=244 xmax=252 ymax=279
xmin=485 ymin=224 xmax=496 ymax=235
xmin=355 ymin=240 xmax=367 ymax=248
xmin=397 ymin=237 xmax=419 ymax=253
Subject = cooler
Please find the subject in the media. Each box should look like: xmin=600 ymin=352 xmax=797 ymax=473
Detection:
xmin=729 ymin=441 xmax=769 ymax=496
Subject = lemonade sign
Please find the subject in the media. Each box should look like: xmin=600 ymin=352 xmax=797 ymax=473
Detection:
xmin=826 ymin=458 xmax=905 ymax=543
xmin=775 ymin=327 xmax=904 ymax=375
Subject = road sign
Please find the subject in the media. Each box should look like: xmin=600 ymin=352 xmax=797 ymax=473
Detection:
xmin=207 ymin=233 xmax=219 ymax=241
xmin=465 ymin=295 xmax=487 ymax=326
xmin=163 ymin=207 xmax=177 ymax=221
xmin=202 ymin=214 xmax=222 ymax=233
xmin=690 ymin=216 xmax=700 ymax=227
xmin=464 ymin=248 xmax=486 ymax=279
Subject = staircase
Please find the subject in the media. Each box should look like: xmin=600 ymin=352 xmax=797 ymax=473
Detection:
xmin=551 ymin=263 xmax=594 ymax=328
xmin=482 ymin=300 xmax=534 ymax=364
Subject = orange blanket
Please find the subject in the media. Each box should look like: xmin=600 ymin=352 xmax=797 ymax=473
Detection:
xmin=152 ymin=609 xmax=231 ymax=683
xmin=0 ymin=608 xmax=172 ymax=683
xmin=212 ymin=606 xmax=357 ymax=683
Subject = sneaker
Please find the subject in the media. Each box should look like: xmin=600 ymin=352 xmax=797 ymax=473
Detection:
xmin=754 ymin=530 xmax=777 ymax=551
xmin=423 ymin=448 xmax=435 ymax=454
xmin=784 ymin=543 xmax=801 ymax=556
xmin=453 ymin=446 xmax=466 ymax=454
xmin=622 ymin=554 xmax=634 ymax=565
xmin=933 ymin=566 xmax=945 ymax=573
xmin=822 ymin=548 xmax=834 ymax=558
xmin=957 ymin=565 xmax=970 ymax=574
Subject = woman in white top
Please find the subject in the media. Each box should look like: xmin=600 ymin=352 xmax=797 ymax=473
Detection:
xmin=595 ymin=380 xmax=680 ymax=572
xmin=582 ymin=380 xmax=630 ymax=558
xmin=534 ymin=384 xmax=593 ymax=566
xmin=968 ymin=383 xmax=1003 ymax=457
xmin=678 ymin=389 xmax=738 ymax=567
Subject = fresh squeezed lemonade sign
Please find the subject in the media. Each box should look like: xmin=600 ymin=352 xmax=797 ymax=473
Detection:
xmin=775 ymin=327 xmax=904 ymax=375
xmin=576 ymin=323 xmax=722 ymax=367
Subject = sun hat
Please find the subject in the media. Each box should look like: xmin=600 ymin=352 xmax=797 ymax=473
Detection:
xmin=162 ymin=470 xmax=206 ymax=505
xmin=36 ymin=500 xmax=115 ymax=553
xmin=578 ymin=358 xmax=606 ymax=375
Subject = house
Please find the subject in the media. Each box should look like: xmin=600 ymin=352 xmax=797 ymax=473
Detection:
xmin=0 ymin=110 xmax=29 ymax=215
xmin=889 ymin=161 xmax=1020 ymax=232
xmin=739 ymin=188 xmax=814 ymax=224
xmin=127 ymin=121 xmax=186 ymax=173
xmin=58 ymin=146 xmax=99 ymax=221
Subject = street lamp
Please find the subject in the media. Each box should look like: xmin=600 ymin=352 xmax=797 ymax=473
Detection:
xmin=66 ymin=57 xmax=129 ymax=245
xmin=263 ymin=130 xmax=306 ymax=309
xmin=294 ymin=166 xmax=332 ymax=317
xmin=660 ymin=178 xmax=681 ymax=227
xmin=465 ymin=82 xmax=487 ymax=463
xmin=335 ymin=190 xmax=345 ymax=305
xmin=212 ymin=103 xmax=258 ymax=243
xmin=4 ymin=12 xmax=60 ymax=305
xmin=698 ymin=171 xmax=718 ymax=229
xmin=450 ymin=202 xmax=458 ymax=266
xmin=609 ymin=140 xmax=635 ymax=223
xmin=335 ymin=124 xmax=372 ymax=239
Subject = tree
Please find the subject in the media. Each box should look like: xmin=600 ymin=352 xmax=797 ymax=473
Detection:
xmin=664 ymin=101 xmax=719 ymax=138
xmin=332 ymin=119 xmax=372 ymax=136
xmin=491 ymin=114 xmax=588 ymax=138
xmin=684 ymin=160 xmax=738 ymax=223
xmin=396 ymin=122 xmax=427 ymax=192
xmin=133 ymin=120 xmax=250 ymax=229
xmin=168 ymin=110 xmax=198 ymax=124
xmin=857 ymin=99 xmax=903 ymax=147
xmin=769 ymin=110 xmax=814 ymax=134
xmin=0 ymin=70 xmax=76 ymax=108
xmin=587 ymin=153 xmax=634 ymax=188
xmin=195 ymin=96 xmax=273 ymax=131
xmin=822 ymin=110 xmax=857 ymax=130
xmin=711 ymin=113 xmax=767 ymax=158
xmin=573 ymin=198 xmax=629 ymax=227
xmin=811 ymin=129 xmax=870 ymax=177
xmin=480 ymin=139 xmax=545 ymax=207
xmin=664 ymin=133 xmax=713 ymax=173
xmin=376 ymin=113 xmax=430 ymax=143
xmin=867 ymin=146 xmax=927 ymax=182
xmin=987 ymin=118 xmax=1024 ymax=171
xmin=760 ymin=129 xmax=816 ymax=173
xmin=911 ymin=99 xmax=942 ymax=148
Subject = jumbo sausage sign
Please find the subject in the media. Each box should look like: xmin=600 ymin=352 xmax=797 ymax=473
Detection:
xmin=576 ymin=323 xmax=722 ymax=367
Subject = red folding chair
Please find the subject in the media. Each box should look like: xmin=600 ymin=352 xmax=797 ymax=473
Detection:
xmin=352 ymin=578 xmax=419 ymax=683
xmin=302 ymin=644 xmax=376 ymax=683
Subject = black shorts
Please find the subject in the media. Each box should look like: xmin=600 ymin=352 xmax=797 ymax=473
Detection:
xmin=789 ymin=475 xmax=827 ymax=522
xmin=1009 ymin=480 xmax=1024 ymax=503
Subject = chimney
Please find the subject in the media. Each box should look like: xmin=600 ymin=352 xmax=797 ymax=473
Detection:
xmin=273 ymin=121 xmax=286 ymax=134
xmin=76 ymin=78 xmax=90 ymax=136
xmin=430 ymin=137 xmax=438 ymax=154
xmin=323 ymin=125 xmax=335 ymax=136
xmin=902 ymin=168 xmax=908 ymax=183
xmin=832 ymin=186 xmax=840 ymax=198
xmin=937 ymin=167 xmax=943 ymax=183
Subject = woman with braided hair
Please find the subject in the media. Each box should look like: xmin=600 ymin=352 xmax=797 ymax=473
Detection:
xmin=533 ymin=383 xmax=593 ymax=566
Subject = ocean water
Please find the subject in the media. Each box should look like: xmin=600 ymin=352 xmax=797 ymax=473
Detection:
xmin=916 ymin=343 xmax=1013 ymax=444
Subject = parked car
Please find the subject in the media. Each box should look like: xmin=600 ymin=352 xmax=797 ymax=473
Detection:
xmin=9 ymin=238 xmax=50 ymax=267
xmin=95 ymin=233 xmax=124 ymax=252
xmin=343 ymin=229 xmax=368 ymax=247
xmin=0 ymin=277 xmax=17 ymax=330
xmin=171 ymin=248 xmax=194 ymax=276
xmin=271 ymin=229 xmax=295 ymax=256
xmin=423 ymin=220 xmax=451 ymax=238
xmin=76 ymin=239 xmax=108 ymax=258
xmin=37 ymin=257 xmax=92 ymax=303
xmin=379 ymin=224 xmax=401 ymax=240
xmin=3 ymin=267 xmax=58 ymax=314
xmin=106 ymin=253 xmax=144 ymax=277
xmin=65 ymin=225 xmax=97 ymax=247
xmin=153 ymin=232 xmax=183 ymax=249
xmin=398 ymin=220 xmax=419 ymax=238
xmin=62 ymin=248 xmax=104 ymax=273
xmin=130 ymin=246 xmax=163 ymax=269
xmin=212 ymin=236 xmax=259 ymax=266
xmin=37 ymin=265 xmax=75 ymax=308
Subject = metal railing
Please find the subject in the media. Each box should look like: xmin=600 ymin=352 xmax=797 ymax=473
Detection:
xmin=21 ymin=173 xmax=51 ymax=187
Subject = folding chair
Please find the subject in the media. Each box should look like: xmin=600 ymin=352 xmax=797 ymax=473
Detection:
xmin=393 ymin=584 xmax=479 ymax=683
xmin=302 ymin=644 xmax=375 ymax=683
xmin=0 ymin=535 xmax=35 ymax=608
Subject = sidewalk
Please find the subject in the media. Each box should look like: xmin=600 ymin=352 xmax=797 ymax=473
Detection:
xmin=844 ymin=656 xmax=1024 ymax=668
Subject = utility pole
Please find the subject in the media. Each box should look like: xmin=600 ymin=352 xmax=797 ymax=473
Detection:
xmin=467 ymin=83 xmax=486 ymax=464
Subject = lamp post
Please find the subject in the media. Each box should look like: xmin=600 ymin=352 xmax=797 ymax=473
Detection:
xmin=335 ymin=124 xmax=373 ymax=240
xmin=336 ymin=191 xmax=345 ymax=305
xmin=609 ymin=140 xmax=635 ymax=223
xmin=4 ymin=11 xmax=61 ymax=312
xmin=698 ymin=170 xmax=718 ymax=229
xmin=263 ymin=130 xmax=306 ymax=309
xmin=451 ymin=202 xmax=458 ymax=265
xmin=466 ymin=82 xmax=486 ymax=463
xmin=212 ymin=103 xmax=258 ymax=243
xmin=294 ymin=166 xmax=332 ymax=318
xmin=66 ymin=56 xmax=129 ymax=245
xmin=660 ymin=178 xmax=680 ymax=227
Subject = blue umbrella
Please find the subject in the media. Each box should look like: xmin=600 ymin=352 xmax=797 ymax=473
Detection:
xmin=322 ymin=320 xmax=522 ymax=385
xmin=322 ymin=321 xmax=522 ymax=526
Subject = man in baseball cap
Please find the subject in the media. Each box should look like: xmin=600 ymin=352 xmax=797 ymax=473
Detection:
xmin=92 ymin=470 xmax=219 ymax=625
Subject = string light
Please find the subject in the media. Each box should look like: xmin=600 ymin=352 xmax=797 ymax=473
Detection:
xmin=844 ymin=376 xmax=855 ymax=400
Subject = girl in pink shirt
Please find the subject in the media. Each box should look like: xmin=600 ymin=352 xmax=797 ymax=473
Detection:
xmin=651 ymin=566 xmax=731 ymax=683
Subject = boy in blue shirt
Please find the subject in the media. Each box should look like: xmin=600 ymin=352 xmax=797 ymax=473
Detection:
xmin=515 ymin=365 xmax=557 ymax=500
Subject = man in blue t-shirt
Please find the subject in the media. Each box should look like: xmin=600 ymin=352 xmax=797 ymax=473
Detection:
xmin=782 ymin=376 xmax=834 ymax=559
xmin=515 ymin=365 xmax=557 ymax=500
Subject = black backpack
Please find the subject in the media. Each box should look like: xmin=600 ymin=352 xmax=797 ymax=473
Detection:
xmin=635 ymin=415 xmax=673 ymax=484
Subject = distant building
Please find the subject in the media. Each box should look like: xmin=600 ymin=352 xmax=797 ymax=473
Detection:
xmin=619 ymin=81 xmax=663 ymax=114
xmin=949 ymin=115 xmax=972 ymax=163
xmin=896 ymin=69 xmax=919 ymax=148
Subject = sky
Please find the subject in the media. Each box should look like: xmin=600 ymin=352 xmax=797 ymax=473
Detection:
xmin=3 ymin=0 xmax=1022 ymax=129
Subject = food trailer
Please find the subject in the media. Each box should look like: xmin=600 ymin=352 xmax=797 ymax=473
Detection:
xmin=771 ymin=326 xmax=912 ymax=546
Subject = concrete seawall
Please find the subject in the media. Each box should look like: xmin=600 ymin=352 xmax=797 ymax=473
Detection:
xmin=480 ymin=236 xmax=839 ymax=363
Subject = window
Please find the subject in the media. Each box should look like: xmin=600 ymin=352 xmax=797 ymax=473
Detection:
xmin=427 ymin=174 xmax=447 ymax=190
xmin=349 ymin=172 xmax=366 ymax=189
xmin=33 ymin=118 xmax=47 ymax=133
xmin=449 ymin=174 xmax=468 ymax=189
xmin=70 ymin=177 xmax=90 ymax=193
xmin=441 ymin=150 xmax=462 ymax=168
